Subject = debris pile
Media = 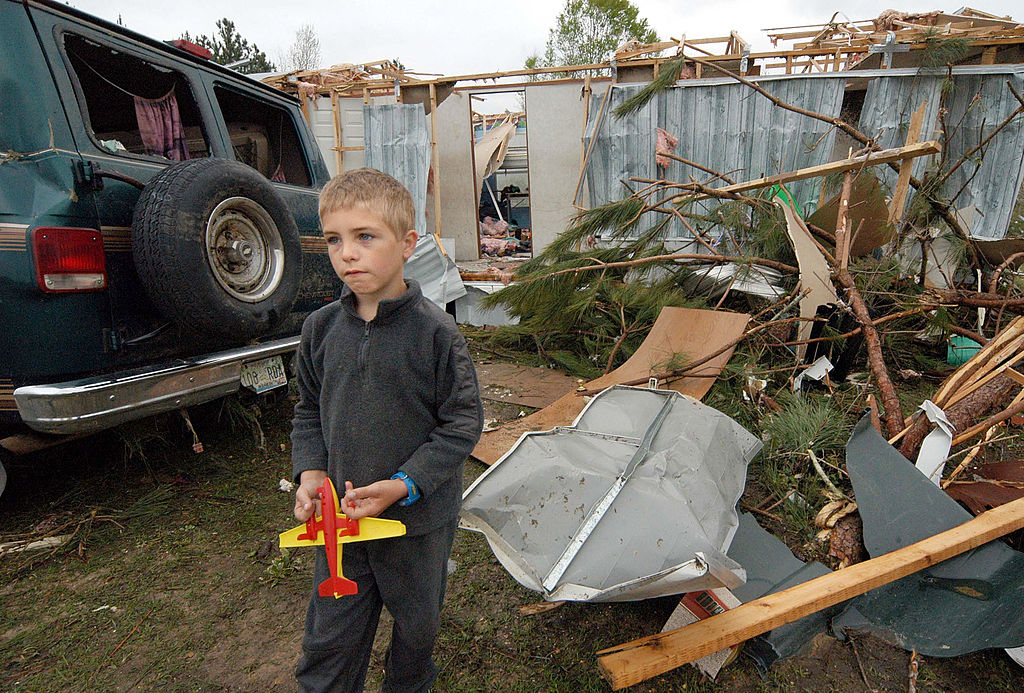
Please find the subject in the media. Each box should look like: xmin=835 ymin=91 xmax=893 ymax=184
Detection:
xmin=463 ymin=8 xmax=1024 ymax=688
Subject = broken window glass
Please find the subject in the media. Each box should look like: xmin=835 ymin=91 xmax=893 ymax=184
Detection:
xmin=63 ymin=34 xmax=209 ymax=160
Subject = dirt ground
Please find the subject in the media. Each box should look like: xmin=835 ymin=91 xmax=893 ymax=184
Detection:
xmin=2 ymin=374 xmax=1023 ymax=692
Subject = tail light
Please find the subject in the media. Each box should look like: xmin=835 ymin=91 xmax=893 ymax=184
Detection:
xmin=32 ymin=227 xmax=107 ymax=292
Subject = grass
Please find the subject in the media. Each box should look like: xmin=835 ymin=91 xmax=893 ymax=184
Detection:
xmin=2 ymin=360 xmax=1024 ymax=691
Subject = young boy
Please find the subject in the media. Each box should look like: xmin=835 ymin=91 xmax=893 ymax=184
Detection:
xmin=290 ymin=168 xmax=483 ymax=693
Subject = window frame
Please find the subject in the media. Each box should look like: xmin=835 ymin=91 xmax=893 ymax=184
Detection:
xmin=56 ymin=28 xmax=217 ymax=165
xmin=207 ymin=80 xmax=316 ymax=189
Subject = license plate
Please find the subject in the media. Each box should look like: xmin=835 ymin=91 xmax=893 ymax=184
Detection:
xmin=240 ymin=355 xmax=287 ymax=393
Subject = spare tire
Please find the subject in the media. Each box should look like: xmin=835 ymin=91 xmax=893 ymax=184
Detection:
xmin=131 ymin=158 xmax=302 ymax=340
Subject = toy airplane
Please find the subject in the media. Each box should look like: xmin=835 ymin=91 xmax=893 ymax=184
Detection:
xmin=280 ymin=477 xmax=406 ymax=597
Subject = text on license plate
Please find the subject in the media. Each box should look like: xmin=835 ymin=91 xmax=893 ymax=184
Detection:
xmin=240 ymin=355 xmax=288 ymax=393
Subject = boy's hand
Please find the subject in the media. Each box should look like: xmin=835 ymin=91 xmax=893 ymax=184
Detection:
xmin=294 ymin=470 xmax=328 ymax=521
xmin=341 ymin=479 xmax=408 ymax=520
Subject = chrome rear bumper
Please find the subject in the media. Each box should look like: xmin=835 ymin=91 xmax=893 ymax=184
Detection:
xmin=14 ymin=336 xmax=300 ymax=434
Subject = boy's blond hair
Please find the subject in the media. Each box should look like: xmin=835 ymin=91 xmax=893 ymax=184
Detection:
xmin=318 ymin=168 xmax=415 ymax=237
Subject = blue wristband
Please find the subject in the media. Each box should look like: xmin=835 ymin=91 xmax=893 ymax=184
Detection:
xmin=391 ymin=471 xmax=420 ymax=506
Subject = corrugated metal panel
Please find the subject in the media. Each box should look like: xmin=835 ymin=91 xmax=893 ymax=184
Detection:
xmin=941 ymin=71 xmax=1024 ymax=238
xmin=859 ymin=68 xmax=1024 ymax=239
xmin=584 ymin=76 xmax=846 ymax=239
xmin=362 ymin=104 xmax=465 ymax=307
xmin=363 ymin=104 xmax=430 ymax=234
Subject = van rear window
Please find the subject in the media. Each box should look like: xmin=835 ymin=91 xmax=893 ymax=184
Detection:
xmin=64 ymin=34 xmax=210 ymax=160
xmin=213 ymin=86 xmax=312 ymax=187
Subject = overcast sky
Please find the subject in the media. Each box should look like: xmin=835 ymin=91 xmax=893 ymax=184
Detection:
xmin=65 ymin=1 xmax=1020 ymax=79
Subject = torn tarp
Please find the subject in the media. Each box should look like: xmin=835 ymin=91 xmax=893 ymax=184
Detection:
xmin=710 ymin=416 xmax=1024 ymax=672
xmin=460 ymin=386 xmax=762 ymax=602
xmin=725 ymin=513 xmax=837 ymax=671
xmin=831 ymin=415 xmax=1024 ymax=656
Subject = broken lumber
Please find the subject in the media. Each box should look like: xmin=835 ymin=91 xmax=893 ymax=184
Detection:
xmin=712 ymin=141 xmax=939 ymax=196
xmin=596 ymin=495 xmax=1024 ymax=690
xmin=887 ymin=101 xmax=927 ymax=224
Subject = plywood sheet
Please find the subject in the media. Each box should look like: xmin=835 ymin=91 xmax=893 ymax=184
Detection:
xmin=475 ymin=363 xmax=579 ymax=409
xmin=471 ymin=307 xmax=750 ymax=465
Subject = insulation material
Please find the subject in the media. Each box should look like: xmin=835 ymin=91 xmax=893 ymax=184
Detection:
xmin=655 ymin=127 xmax=678 ymax=169
xmin=471 ymin=306 xmax=750 ymax=465
xmin=461 ymin=386 xmax=762 ymax=602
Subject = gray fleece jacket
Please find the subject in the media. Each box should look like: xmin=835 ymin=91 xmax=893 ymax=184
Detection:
xmin=290 ymin=280 xmax=483 ymax=535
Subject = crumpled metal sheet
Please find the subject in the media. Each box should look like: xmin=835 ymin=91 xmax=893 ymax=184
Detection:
xmin=831 ymin=415 xmax=1024 ymax=656
xmin=404 ymin=233 xmax=466 ymax=306
xmin=460 ymin=386 xmax=762 ymax=602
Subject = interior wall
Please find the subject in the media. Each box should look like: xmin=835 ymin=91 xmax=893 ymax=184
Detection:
xmin=525 ymin=82 xmax=587 ymax=255
xmin=435 ymin=91 xmax=478 ymax=261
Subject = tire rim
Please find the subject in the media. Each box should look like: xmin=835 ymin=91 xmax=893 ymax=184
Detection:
xmin=204 ymin=197 xmax=285 ymax=303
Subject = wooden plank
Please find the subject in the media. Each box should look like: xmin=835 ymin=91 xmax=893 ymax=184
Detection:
xmin=680 ymin=141 xmax=940 ymax=200
xmin=933 ymin=318 xmax=1024 ymax=407
xmin=888 ymin=101 xmax=928 ymax=224
xmin=597 ymin=495 xmax=1024 ymax=689
xmin=331 ymin=91 xmax=343 ymax=173
xmin=944 ymin=335 xmax=1024 ymax=408
xmin=428 ymin=82 xmax=442 ymax=238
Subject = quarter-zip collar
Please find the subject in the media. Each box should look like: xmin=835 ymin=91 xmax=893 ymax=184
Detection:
xmin=338 ymin=279 xmax=423 ymax=325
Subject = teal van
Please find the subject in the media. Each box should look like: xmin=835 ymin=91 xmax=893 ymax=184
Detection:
xmin=0 ymin=0 xmax=335 ymax=491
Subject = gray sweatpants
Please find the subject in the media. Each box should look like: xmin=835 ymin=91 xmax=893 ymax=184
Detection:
xmin=295 ymin=522 xmax=456 ymax=693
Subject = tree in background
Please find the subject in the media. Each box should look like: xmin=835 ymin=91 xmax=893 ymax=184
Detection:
xmin=182 ymin=19 xmax=275 ymax=74
xmin=526 ymin=0 xmax=658 ymax=73
xmin=284 ymin=24 xmax=322 ymax=72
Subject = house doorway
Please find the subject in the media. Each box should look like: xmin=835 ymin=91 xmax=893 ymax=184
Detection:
xmin=470 ymin=90 xmax=532 ymax=259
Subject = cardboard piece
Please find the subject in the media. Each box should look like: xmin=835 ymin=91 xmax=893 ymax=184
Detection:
xmin=662 ymin=589 xmax=743 ymax=679
xmin=774 ymin=197 xmax=839 ymax=361
xmin=471 ymin=307 xmax=751 ymax=465
xmin=807 ymin=173 xmax=894 ymax=258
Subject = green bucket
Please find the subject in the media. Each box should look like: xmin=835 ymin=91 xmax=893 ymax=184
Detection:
xmin=947 ymin=335 xmax=981 ymax=365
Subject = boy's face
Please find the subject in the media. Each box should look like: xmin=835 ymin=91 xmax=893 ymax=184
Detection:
xmin=322 ymin=205 xmax=417 ymax=307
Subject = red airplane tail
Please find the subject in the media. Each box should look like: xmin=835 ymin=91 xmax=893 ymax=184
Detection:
xmin=318 ymin=575 xmax=358 ymax=598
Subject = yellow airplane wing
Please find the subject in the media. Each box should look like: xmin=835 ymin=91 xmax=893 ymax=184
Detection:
xmin=344 ymin=516 xmax=407 ymax=542
xmin=280 ymin=515 xmax=406 ymax=548
xmin=279 ymin=523 xmax=326 ymax=547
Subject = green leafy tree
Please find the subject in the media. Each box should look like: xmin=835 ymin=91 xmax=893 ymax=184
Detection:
xmin=182 ymin=19 xmax=275 ymax=74
xmin=526 ymin=0 xmax=658 ymax=74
